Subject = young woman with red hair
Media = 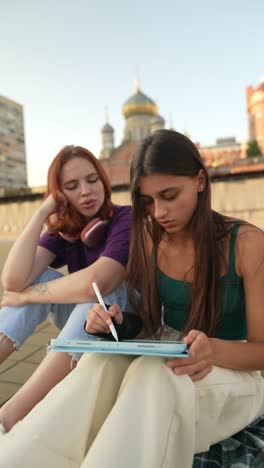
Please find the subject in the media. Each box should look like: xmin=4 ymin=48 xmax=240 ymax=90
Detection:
xmin=0 ymin=145 xmax=134 ymax=431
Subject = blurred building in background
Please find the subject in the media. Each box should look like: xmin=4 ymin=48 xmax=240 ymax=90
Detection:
xmin=0 ymin=95 xmax=28 ymax=196
xmin=199 ymin=137 xmax=247 ymax=167
xmin=100 ymin=80 xmax=165 ymax=160
xmin=99 ymin=79 xmax=263 ymax=189
xmin=247 ymin=77 xmax=264 ymax=155
xmin=99 ymin=82 xmax=166 ymax=187
xmin=1 ymin=77 xmax=264 ymax=238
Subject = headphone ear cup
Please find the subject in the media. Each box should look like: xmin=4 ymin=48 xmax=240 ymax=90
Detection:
xmin=80 ymin=218 xmax=109 ymax=247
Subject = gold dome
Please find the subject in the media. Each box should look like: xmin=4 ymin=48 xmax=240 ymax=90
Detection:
xmin=122 ymin=88 xmax=158 ymax=118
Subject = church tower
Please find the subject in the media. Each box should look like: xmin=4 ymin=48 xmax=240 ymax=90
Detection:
xmin=122 ymin=81 xmax=165 ymax=144
xmin=98 ymin=81 xmax=165 ymax=160
xmin=99 ymin=119 xmax=114 ymax=159
xmin=150 ymin=113 xmax=165 ymax=133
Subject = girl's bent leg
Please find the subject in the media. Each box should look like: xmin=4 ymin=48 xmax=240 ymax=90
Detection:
xmin=0 ymin=268 xmax=74 ymax=364
xmin=81 ymin=361 xmax=264 ymax=468
xmin=0 ymin=282 xmax=134 ymax=431
xmin=0 ymin=349 xmax=73 ymax=431
xmin=0 ymin=300 xmax=55 ymax=365
xmin=0 ymin=353 xmax=133 ymax=468
xmin=81 ymin=356 xmax=196 ymax=468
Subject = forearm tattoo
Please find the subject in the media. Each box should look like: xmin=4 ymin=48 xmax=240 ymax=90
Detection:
xmin=32 ymin=283 xmax=52 ymax=296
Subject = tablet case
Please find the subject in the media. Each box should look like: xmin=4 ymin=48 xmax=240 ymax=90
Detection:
xmin=49 ymin=338 xmax=189 ymax=358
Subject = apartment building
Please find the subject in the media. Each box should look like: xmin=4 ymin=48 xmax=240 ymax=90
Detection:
xmin=0 ymin=95 xmax=27 ymax=196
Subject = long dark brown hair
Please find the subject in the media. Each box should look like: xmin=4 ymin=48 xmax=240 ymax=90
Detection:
xmin=128 ymin=129 xmax=232 ymax=337
xmin=45 ymin=145 xmax=112 ymax=237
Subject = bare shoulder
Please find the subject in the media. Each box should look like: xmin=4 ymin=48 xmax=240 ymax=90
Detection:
xmin=236 ymin=223 xmax=264 ymax=246
xmin=236 ymin=224 xmax=264 ymax=277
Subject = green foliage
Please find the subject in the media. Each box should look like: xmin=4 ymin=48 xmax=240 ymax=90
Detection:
xmin=247 ymin=140 xmax=262 ymax=158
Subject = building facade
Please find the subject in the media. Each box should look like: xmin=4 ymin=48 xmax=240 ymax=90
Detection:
xmin=247 ymin=77 xmax=264 ymax=155
xmin=1 ymin=78 xmax=264 ymax=237
xmin=99 ymin=83 xmax=165 ymax=158
xmin=99 ymin=83 xmax=166 ymax=187
xmin=0 ymin=95 xmax=28 ymax=196
xmin=98 ymin=82 xmax=252 ymax=188
xmin=200 ymin=137 xmax=247 ymax=167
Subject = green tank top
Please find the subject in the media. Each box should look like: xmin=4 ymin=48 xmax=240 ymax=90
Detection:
xmin=157 ymin=223 xmax=247 ymax=340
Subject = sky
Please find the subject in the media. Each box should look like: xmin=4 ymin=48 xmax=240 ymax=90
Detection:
xmin=1 ymin=0 xmax=263 ymax=187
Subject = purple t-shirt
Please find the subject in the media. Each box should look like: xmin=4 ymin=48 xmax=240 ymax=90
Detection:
xmin=38 ymin=205 xmax=131 ymax=273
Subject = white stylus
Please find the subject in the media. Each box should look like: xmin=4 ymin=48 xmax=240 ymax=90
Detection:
xmin=92 ymin=282 xmax=119 ymax=342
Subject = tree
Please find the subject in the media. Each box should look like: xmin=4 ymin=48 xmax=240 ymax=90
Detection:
xmin=247 ymin=140 xmax=262 ymax=158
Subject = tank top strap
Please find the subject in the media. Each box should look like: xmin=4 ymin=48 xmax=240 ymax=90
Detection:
xmin=228 ymin=222 xmax=241 ymax=279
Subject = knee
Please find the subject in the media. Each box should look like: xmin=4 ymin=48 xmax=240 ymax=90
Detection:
xmin=64 ymin=302 xmax=94 ymax=327
xmin=123 ymin=356 xmax=166 ymax=384
xmin=77 ymin=352 xmax=132 ymax=375
xmin=74 ymin=302 xmax=96 ymax=316
xmin=77 ymin=352 xmax=111 ymax=370
xmin=123 ymin=356 xmax=191 ymax=393
xmin=129 ymin=356 xmax=164 ymax=373
xmin=34 ymin=268 xmax=64 ymax=285
xmin=103 ymin=282 xmax=128 ymax=310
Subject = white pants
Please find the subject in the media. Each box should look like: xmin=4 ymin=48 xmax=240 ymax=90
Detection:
xmin=1 ymin=353 xmax=264 ymax=468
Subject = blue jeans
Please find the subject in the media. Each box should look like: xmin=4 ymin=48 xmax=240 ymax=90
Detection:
xmin=0 ymin=268 xmax=134 ymax=360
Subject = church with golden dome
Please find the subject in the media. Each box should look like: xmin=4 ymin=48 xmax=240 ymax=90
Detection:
xmin=99 ymin=78 xmax=264 ymax=189
xmin=99 ymin=82 xmax=165 ymax=188
xmin=99 ymin=81 xmax=165 ymax=160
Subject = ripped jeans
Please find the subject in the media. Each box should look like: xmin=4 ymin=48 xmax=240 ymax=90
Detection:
xmin=0 ymin=268 xmax=134 ymax=361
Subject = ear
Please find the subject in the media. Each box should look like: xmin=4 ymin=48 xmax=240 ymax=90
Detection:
xmin=196 ymin=169 xmax=206 ymax=193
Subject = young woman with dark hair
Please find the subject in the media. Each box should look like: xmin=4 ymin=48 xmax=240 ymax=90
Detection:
xmin=1 ymin=131 xmax=264 ymax=468
xmin=128 ymin=129 xmax=234 ymax=340
xmin=0 ymin=145 xmax=133 ymax=432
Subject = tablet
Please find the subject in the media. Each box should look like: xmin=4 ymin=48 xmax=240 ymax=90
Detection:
xmin=49 ymin=338 xmax=189 ymax=358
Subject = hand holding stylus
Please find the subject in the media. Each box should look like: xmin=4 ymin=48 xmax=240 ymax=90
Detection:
xmin=92 ymin=282 xmax=119 ymax=341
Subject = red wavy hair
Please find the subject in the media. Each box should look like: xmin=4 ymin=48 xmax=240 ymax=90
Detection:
xmin=45 ymin=145 xmax=112 ymax=236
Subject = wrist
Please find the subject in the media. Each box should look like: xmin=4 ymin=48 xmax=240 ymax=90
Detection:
xmin=38 ymin=205 xmax=52 ymax=220
xmin=22 ymin=288 xmax=31 ymax=304
xmin=209 ymin=337 xmax=221 ymax=366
